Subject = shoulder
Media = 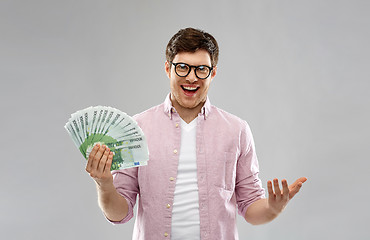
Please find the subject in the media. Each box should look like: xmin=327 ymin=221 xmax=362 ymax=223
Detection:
xmin=209 ymin=105 xmax=250 ymax=130
xmin=132 ymin=103 xmax=168 ymax=131
xmin=207 ymin=105 xmax=255 ymax=154
xmin=208 ymin=105 xmax=255 ymax=146
xmin=133 ymin=103 xmax=164 ymax=121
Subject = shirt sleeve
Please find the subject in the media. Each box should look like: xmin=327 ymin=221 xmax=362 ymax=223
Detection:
xmin=235 ymin=121 xmax=266 ymax=217
xmin=106 ymin=167 xmax=139 ymax=224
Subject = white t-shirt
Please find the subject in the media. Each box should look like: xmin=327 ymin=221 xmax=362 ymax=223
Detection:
xmin=171 ymin=118 xmax=200 ymax=240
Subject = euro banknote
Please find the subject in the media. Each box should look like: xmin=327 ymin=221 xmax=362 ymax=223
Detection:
xmin=65 ymin=106 xmax=149 ymax=170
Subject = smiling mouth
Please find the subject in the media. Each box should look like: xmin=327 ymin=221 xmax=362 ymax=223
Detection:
xmin=181 ymin=85 xmax=199 ymax=93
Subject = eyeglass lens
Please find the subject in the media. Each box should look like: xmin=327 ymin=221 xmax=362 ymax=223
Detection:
xmin=175 ymin=63 xmax=211 ymax=79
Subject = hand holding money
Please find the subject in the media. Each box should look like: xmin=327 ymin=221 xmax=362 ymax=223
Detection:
xmin=64 ymin=106 xmax=149 ymax=171
xmin=86 ymin=144 xmax=114 ymax=188
xmin=65 ymin=106 xmax=136 ymax=221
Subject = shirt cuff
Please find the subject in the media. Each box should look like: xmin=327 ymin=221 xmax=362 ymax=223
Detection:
xmin=238 ymin=192 xmax=266 ymax=218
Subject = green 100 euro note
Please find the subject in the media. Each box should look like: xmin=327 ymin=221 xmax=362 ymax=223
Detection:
xmin=65 ymin=106 xmax=149 ymax=170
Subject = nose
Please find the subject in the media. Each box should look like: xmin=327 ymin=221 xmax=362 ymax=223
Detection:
xmin=186 ymin=67 xmax=198 ymax=83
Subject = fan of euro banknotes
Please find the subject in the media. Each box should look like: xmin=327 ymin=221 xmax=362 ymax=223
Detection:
xmin=64 ymin=106 xmax=149 ymax=170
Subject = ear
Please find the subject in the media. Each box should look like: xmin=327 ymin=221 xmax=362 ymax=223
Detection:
xmin=210 ymin=66 xmax=217 ymax=81
xmin=165 ymin=61 xmax=171 ymax=79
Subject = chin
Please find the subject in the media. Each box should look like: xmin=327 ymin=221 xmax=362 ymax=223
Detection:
xmin=181 ymin=99 xmax=202 ymax=109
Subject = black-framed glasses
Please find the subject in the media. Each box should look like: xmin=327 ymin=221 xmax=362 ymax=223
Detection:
xmin=170 ymin=62 xmax=213 ymax=79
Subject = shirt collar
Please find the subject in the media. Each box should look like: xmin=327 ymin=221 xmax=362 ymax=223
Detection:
xmin=164 ymin=93 xmax=211 ymax=120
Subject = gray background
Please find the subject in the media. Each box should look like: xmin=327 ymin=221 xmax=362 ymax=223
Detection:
xmin=1 ymin=0 xmax=369 ymax=239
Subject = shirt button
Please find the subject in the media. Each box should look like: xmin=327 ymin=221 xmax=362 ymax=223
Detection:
xmin=164 ymin=232 xmax=169 ymax=237
xmin=169 ymin=177 xmax=175 ymax=181
xmin=166 ymin=204 xmax=171 ymax=208
xmin=173 ymin=149 xmax=178 ymax=154
xmin=175 ymin=123 xmax=179 ymax=128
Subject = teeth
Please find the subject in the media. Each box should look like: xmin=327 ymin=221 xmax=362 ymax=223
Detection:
xmin=183 ymin=86 xmax=198 ymax=90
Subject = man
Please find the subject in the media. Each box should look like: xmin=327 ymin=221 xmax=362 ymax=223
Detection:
xmin=86 ymin=27 xmax=307 ymax=240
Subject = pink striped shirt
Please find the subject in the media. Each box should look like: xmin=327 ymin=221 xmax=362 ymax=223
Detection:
xmin=109 ymin=94 xmax=265 ymax=239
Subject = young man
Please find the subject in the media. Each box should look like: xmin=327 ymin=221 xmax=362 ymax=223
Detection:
xmin=86 ymin=28 xmax=307 ymax=240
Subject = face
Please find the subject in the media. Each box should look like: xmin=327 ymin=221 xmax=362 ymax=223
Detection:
xmin=165 ymin=49 xmax=217 ymax=113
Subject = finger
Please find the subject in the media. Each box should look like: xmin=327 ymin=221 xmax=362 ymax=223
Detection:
xmin=288 ymin=177 xmax=307 ymax=195
xmin=298 ymin=177 xmax=307 ymax=184
xmin=289 ymin=181 xmax=304 ymax=199
xmin=104 ymin=151 xmax=114 ymax=173
xmin=273 ymin=179 xmax=281 ymax=200
xmin=282 ymin=179 xmax=289 ymax=200
xmin=289 ymin=177 xmax=307 ymax=189
xmin=86 ymin=144 xmax=100 ymax=172
xmin=91 ymin=145 xmax=106 ymax=171
xmin=97 ymin=147 xmax=110 ymax=174
xmin=267 ymin=180 xmax=275 ymax=201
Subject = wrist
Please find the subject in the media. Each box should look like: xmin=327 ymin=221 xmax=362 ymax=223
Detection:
xmin=266 ymin=202 xmax=283 ymax=218
xmin=95 ymin=180 xmax=115 ymax=193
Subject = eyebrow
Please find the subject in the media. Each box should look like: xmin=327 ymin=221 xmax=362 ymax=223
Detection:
xmin=174 ymin=62 xmax=212 ymax=67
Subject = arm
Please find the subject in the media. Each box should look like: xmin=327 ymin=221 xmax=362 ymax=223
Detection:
xmin=244 ymin=177 xmax=307 ymax=225
xmin=85 ymin=144 xmax=128 ymax=222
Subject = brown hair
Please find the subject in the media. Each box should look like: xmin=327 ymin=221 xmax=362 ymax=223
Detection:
xmin=166 ymin=27 xmax=219 ymax=66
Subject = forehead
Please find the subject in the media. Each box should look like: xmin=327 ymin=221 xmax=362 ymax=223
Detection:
xmin=173 ymin=49 xmax=212 ymax=66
